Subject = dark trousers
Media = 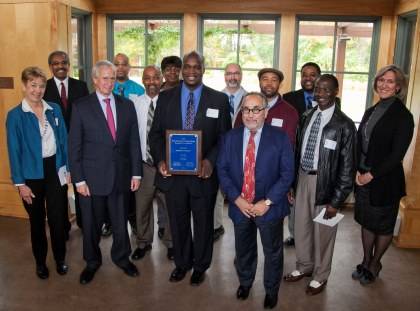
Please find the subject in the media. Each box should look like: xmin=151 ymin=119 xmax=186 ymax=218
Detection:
xmin=165 ymin=177 xmax=216 ymax=272
xmin=23 ymin=156 xmax=67 ymax=266
xmin=103 ymin=191 xmax=136 ymax=231
xmin=234 ymin=217 xmax=284 ymax=295
xmin=79 ymin=189 xmax=131 ymax=269
xmin=62 ymin=184 xmax=82 ymax=231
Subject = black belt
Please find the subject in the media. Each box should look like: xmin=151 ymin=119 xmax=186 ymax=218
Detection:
xmin=301 ymin=167 xmax=317 ymax=175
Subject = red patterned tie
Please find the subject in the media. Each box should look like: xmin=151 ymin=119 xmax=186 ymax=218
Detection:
xmin=104 ymin=98 xmax=116 ymax=142
xmin=60 ymin=82 xmax=68 ymax=110
xmin=241 ymin=131 xmax=256 ymax=203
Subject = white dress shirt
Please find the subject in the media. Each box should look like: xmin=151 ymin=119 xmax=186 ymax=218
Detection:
xmin=300 ymin=103 xmax=335 ymax=170
xmin=53 ymin=76 xmax=69 ymax=97
xmin=22 ymin=99 xmax=56 ymax=158
xmin=96 ymin=91 xmax=117 ymax=128
xmin=133 ymin=93 xmax=158 ymax=162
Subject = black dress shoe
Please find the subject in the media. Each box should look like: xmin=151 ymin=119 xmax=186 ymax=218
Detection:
xmin=131 ymin=245 xmax=152 ymax=260
xmin=56 ymin=261 xmax=69 ymax=275
xmin=213 ymin=226 xmax=225 ymax=242
xmin=190 ymin=270 xmax=205 ymax=286
xmin=236 ymin=285 xmax=251 ymax=300
xmin=101 ymin=223 xmax=112 ymax=237
xmin=158 ymin=227 xmax=165 ymax=239
xmin=169 ymin=267 xmax=187 ymax=282
xmin=121 ymin=262 xmax=139 ymax=277
xmin=264 ymin=294 xmax=278 ymax=309
xmin=36 ymin=265 xmax=49 ymax=280
xmin=80 ymin=267 xmax=97 ymax=285
xmin=284 ymin=236 xmax=295 ymax=247
xmin=167 ymin=248 xmax=174 ymax=260
xmin=351 ymin=264 xmax=366 ymax=280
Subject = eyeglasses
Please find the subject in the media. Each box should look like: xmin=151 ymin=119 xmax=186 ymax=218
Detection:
xmin=225 ymin=72 xmax=241 ymax=77
xmin=241 ymin=106 xmax=266 ymax=115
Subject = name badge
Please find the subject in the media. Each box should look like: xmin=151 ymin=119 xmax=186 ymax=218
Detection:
xmin=55 ymin=117 xmax=59 ymax=126
xmin=271 ymin=118 xmax=283 ymax=127
xmin=206 ymin=108 xmax=219 ymax=118
xmin=324 ymin=139 xmax=337 ymax=150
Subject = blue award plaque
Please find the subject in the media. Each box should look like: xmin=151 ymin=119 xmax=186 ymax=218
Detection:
xmin=166 ymin=130 xmax=202 ymax=175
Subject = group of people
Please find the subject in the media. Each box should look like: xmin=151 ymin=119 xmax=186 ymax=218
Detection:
xmin=6 ymin=47 xmax=414 ymax=309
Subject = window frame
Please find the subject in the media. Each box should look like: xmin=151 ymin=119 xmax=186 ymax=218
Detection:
xmin=394 ymin=10 xmax=417 ymax=79
xmin=292 ymin=15 xmax=381 ymax=111
xmin=198 ymin=13 xmax=281 ymax=72
xmin=106 ymin=14 xmax=184 ymax=68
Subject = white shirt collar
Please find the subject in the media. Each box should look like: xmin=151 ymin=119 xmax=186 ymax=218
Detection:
xmin=21 ymin=99 xmax=53 ymax=113
xmin=144 ymin=93 xmax=159 ymax=103
xmin=96 ymin=91 xmax=115 ymax=103
xmin=314 ymin=102 xmax=335 ymax=118
xmin=53 ymin=76 xmax=69 ymax=89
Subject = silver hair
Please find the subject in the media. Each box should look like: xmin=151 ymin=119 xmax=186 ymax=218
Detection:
xmin=240 ymin=92 xmax=268 ymax=108
xmin=91 ymin=60 xmax=116 ymax=79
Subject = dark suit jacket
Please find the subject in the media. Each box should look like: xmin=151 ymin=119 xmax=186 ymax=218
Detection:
xmin=149 ymin=83 xmax=231 ymax=195
xmin=43 ymin=77 xmax=89 ymax=130
xmin=357 ymin=97 xmax=414 ymax=205
xmin=68 ymin=93 xmax=142 ymax=196
xmin=283 ymin=89 xmax=307 ymax=117
xmin=217 ymin=124 xmax=295 ymax=224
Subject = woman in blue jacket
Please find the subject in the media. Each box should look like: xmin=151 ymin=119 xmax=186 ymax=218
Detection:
xmin=6 ymin=67 xmax=69 ymax=279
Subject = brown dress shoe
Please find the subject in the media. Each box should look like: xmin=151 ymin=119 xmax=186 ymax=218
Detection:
xmin=283 ymin=271 xmax=312 ymax=282
xmin=306 ymin=280 xmax=328 ymax=296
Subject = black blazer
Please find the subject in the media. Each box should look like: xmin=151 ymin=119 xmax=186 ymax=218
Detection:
xmin=149 ymin=84 xmax=232 ymax=195
xmin=283 ymin=89 xmax=306 ymax=116
xmin=357 ymin=97 xmax=414 ymax=205
xmin=68 ymin=93 xmax=142 ymax=196
xmin=43 ymin=77 xmax=89 ymax=130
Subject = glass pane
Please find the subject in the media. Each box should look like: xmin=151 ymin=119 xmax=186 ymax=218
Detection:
xmin=203 ymin=19 xmax=238 ymax=68
xmin=241 ymin=70 xmax=260 ymax=93
xmin=146 ymin=19 xmax=181 ymax=66
xmin=239 ymin=20 xmax=275 ymax=69
xmin=114 ymin=20 xmax=146 ymax=67
xmin=340 ymin=73 xmax=369 ymax=124
xmin=128 ymin=68 xmax=144 ymax=86
xmin=297 ymin=21 xmax=335 ymax=72
xmin=71 ymin=18 xmax=79 ymax=79
xmin=203 ymin=69 xmax=260 ymax=94
xmin=337 ymin=22 xmax=373 ymax=73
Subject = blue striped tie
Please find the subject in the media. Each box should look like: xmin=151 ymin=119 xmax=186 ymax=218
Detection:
xmin=301 ymin=112 xmax=322 ymax=170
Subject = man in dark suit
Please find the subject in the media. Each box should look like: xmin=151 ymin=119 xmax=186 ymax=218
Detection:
xmin=282 ymin=62 xmax=321 ymax=247
xmin=69 ymin=60 xmax=142 ymax=285
xmin=217 ymin=92 xmax=294 ymax=309
xmin=149 ymin=51 xmax=231 ymax=286
xmin=44 ymin=50 xmax=89 ymax=231
xmin=283 ymin=62 xmax=321 ymax=117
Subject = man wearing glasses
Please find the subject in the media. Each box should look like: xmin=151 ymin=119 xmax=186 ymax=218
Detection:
xmin=218 ymin=92 xmax=294 ymax=309
xmin=213 ymin=63 xmax=248 ymax=243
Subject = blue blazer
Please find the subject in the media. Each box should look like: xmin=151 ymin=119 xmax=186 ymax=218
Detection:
xmin=6 ymin=101 xmax=68 ymax=184
xmin=217 ymin=124 xmax=295 ymax=224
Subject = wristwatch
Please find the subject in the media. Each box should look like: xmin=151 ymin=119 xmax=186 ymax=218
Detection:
xmin=265 ymin=199 xmax=273 ymax=207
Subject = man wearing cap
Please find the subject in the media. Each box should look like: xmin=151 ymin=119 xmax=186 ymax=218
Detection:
xmin=234 ymin=68 xmax=298 ymax=148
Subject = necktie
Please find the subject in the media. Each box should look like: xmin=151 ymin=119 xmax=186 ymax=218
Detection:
xmin=301 ymin=112 xmax=322 ymax=170
xmin=241 ymin=131 xmax=256 ymax=203
xmin=146 ymin=100 xmax=155 ymax=165
xmin=229 ymin=94 xmax=235 ymax=116
xmin=60 ymin=82 xmax=68 ymax=110
xmin=104 ymin=98 xmax=116 ymax=142
xmin=184 ymin=92 xmax=195 ymax=130
xmin=306 ymin=96 xmax=313 ymax=110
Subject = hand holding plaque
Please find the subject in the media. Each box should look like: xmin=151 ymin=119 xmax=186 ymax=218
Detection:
xmin=166 ymin=130 xmax=202 ymax=175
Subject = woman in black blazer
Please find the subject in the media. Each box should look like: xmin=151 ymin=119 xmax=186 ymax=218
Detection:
xmin=352 ymin=65 xmax=414 ymax=285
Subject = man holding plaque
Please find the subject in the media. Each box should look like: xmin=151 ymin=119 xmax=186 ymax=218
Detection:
xmin=149 ymin=51 xmax=231 ymax=286
xmin=217 ymin=92 xmax=294 ymax=309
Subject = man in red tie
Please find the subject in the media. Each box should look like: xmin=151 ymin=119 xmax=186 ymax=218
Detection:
xmin=44 ymin=51 xmax=89 ymax=233
xmin=217 ymin=92 xmax=294 ymax=309
xmin=68 ymin=60 xmax=142 ymax=285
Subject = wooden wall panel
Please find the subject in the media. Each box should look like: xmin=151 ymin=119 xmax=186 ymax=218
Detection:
xmin=279 ymin=14 xmax=296 ymax=92
xmin=395 ymin=0 xmax=420 ymax=15
xmin=93 ymin=0 xmax=395 ymax=16
xmin=183 ymin=13 xmax=198 ymax=53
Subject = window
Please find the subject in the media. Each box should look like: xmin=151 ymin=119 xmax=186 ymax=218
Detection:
xmin=394 ymin=11 xmax=417 ymax=82
xmin=71 ymin=8 xmax=92 ymax=86
xmin=108 ymin=15 xmax=182 ymax=84
xmin=200 ymin=15 xmax=280 ymax=92
xmin=294 ymin=17 xmax=380 ymax=124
